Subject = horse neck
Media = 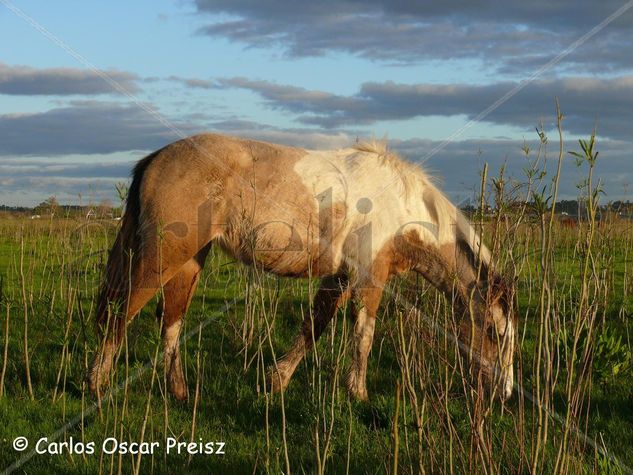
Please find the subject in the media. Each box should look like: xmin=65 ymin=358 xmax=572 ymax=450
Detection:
xmin=399 ymin=221 xmax=491 ymax=308
xmin=395 ymin=175 xmax=493 ymax=304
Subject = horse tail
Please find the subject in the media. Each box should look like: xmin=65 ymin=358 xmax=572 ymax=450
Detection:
xmin=94 ymin=148 xmax=162 ymax=334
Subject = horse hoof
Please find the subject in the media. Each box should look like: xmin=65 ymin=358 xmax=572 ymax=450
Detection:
xmin=87 ymin=371 xmax=107 ymax=400
xmin=168 ymin=372 xmax=189 ymax=401
xmin=169 ymin=384 xmax=188 ymax=401
xmin=349 ymin=388 xmax=369 ymax=401
xmin=172 ymin=390 xmax=188 ymax=401
xmin=346 ymin=376 xmax=369 ymax=401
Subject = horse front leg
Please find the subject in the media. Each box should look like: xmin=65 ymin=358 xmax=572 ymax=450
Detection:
xmin=347 ymin=284 xmax=384 ymax=401
xmin=270 ymin=274 xmax=350 ymax=393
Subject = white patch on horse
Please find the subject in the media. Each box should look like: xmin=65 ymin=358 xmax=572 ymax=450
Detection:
xmin=294 ymin=145 xmax=466 ymax=270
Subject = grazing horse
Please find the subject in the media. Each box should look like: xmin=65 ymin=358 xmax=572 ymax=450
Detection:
xmin=88 ymin=133 xmax=516 ymax=401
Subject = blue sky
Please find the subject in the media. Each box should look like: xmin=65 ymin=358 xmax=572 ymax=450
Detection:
xmin=1 ymin=0 xmax=632 ymax=206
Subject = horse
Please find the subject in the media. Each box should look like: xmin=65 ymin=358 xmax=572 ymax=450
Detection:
xmin=88 ymin=133 xmax=516 ymax=402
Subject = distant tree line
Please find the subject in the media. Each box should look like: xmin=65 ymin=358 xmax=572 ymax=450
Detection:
xmin=0 ymin=196 xmax=122 ymax=219
xmin=461 ymin=199 xmax=633 ymax=219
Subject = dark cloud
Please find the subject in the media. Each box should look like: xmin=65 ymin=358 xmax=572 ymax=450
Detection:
xmin=216 ymin=77 xmax=357 ymax=117
xmin=0 ymin=63 xmax=140 ymax=96
xmin=498 ymin=30 xmax=633 ymax=75
xmin=0 ymin=101 xmax=202 ymax=156
xmin=390 ymin=137 xmax=633 ymax=202
xmin=219 ymin=76 xmax=633 ymax=140
xmin=0 ymin=98 xmax=352 ymax=157
xmin=194 ymin=0 xmax=633 ymax=72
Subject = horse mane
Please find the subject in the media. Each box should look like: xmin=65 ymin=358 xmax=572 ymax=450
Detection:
xmin=352 ymin=138 xmax=494 ymax=285
xmin=351 ymin=138 xmax=439 ymax=201
xmin=351 ymin=138 xmax=389 ymax=155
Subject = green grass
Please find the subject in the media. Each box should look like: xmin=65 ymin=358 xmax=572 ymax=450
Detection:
xmin=0 ymin=214 xmax=632 ymax=474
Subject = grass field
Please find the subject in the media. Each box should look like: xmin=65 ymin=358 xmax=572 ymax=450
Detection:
xmin=1 ymin=156 xmax=632 ymax=473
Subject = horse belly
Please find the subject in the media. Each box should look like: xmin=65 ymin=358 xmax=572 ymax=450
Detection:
xmin=252 ymin=229 xmax=346 ymax=277
xmin=219 ymin=217 xmax=344 ymax=277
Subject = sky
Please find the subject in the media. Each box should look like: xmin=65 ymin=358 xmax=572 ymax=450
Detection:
xmin=1 ymin=0 xmax=632 ymax=207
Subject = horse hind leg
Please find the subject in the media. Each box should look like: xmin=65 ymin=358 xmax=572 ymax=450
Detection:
xmin=89 ymin=242 xmax=204 ymax=398
xmin=156 ymin=246 xmax=209 ymax=400
xmin=89 ymin=265 xmax=165 ymax=398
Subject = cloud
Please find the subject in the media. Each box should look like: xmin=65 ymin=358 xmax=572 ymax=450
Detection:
xmin=0 ymin=101 xmax=202 ymax=155
xmin=168 ymin=76 xmax=215 ymax=89
xmin=0 ymin=63 xmax=141 ymax=96
xmin=194 ymin=0 xmax=633 ymax=72
xmin=218 ymin=76 xmax=633 ymax=139
xmin=390 ymin=137 xmax=633 ymax=202
xmin=0 ymin=98 xmax=354 ymax=157
xmin=0 ymin=175 xmax=125 ymax=207
xmin=0 ymin=156 xmax=136 ymax=206
xmin=0 ymin=157 xmax=133 ymax=179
